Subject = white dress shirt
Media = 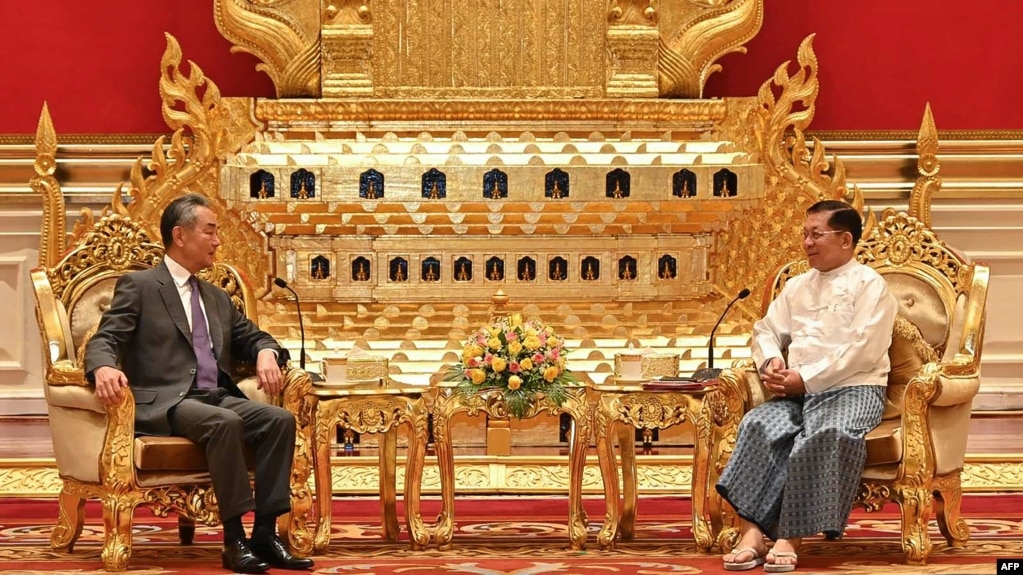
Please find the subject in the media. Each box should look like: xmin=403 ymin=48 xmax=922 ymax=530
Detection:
xmin=752 ymin=258 xmax=898 ymax=394
xmin=164 ymin=255 xmax=210 ymax=336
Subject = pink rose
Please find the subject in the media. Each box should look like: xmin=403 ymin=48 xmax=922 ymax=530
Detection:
xmin=509 ymin=361 xmax=521 ymax=373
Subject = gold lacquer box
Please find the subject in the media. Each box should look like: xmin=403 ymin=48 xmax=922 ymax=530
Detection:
xmin=612 ymin=352 xmax=680 ymax=382
xmin=318 ymin=356 xmax=390 ymax=388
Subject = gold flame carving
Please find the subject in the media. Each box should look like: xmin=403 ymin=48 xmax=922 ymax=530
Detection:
xmin=214 ymin=0 xmax=321 ymax=97
xmin=51 ymin=35 xmax=270 ymax=296
xmin=710 ymin=34 xmax=863 ymax=323
xmin=658 ymin=0 xmax=763 ymax=97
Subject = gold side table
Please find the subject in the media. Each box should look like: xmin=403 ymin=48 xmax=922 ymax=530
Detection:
xmin=431 ymin=384 xmax=592 ymax=550
xmin=591 ymin=376 xmax=744 ymax=551
xmin=282 ymin=379 xmax=431 ymax=554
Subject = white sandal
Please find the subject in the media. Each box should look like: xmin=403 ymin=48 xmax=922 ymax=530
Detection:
xmin=764 ymin=550 xmax=798 ymax=573
xmin=723 ymin=546 xmax=767 ymax=571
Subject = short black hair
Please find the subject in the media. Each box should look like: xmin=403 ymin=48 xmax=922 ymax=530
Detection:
xmin=807 ymin=200 xmax=862 ymax=245
xmin=160 ymin=194 xmax=212 ymax=248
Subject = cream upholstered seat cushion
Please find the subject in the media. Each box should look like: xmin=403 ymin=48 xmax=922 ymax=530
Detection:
xmin=133 ymin=376 xmax=265 ymax=473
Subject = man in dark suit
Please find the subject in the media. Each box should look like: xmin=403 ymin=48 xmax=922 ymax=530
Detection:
xmin=86 ymin=194 xmax=313 ymax=574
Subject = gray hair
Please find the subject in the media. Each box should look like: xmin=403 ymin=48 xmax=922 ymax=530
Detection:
xmin=160 ymin=194 xmax=212 ymax=247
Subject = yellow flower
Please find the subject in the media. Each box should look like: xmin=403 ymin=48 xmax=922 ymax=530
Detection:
xmin=507 ymin=375 xmax=522 ymax=390
xmin=488 ymin=337 xmax=501 ymax=350
xmin=519 ymin=358 xmax=533 ymax=371
xmin=543 ymin=366 xmax=559 ymax=382
xmin=491 ymin=357 xmax=507 ymax=373
xmin=510 ymin=314 xmax=523 ymax=327
xmin=469 ymin=369 xmax=486 ymax=385
xmin=508 ymin=340 xmax=523 ymax=356
xmin=524 ymin=336 xmax=541 ymax=351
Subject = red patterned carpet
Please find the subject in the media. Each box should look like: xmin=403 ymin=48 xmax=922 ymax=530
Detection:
xmin=0 ymin=495 xmax=1019 ymax=574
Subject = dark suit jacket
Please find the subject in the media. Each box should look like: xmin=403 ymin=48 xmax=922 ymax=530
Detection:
xmin=84 ymin=261 xmax=287 ymax=436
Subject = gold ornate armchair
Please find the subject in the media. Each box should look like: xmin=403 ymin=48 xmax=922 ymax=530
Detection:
xmin=31 ymin=212 xmax=308 ymax=571
xmin=720 ymin=204 xmax=989 ymax=564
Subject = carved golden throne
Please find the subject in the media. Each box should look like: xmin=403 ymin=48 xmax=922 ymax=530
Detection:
xmin=720 ymin=193 xmax=989 ymax=563
xmin=31 ymin=208 xmax=310 ymax=571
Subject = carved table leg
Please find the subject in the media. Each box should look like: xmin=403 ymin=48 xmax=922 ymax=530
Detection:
xmin=566 ymin=398 xmax=590 ymax=551
xmin=595 ymin=398 xmax=621 ymax=550
xmin=618 ymin=423 xmax=638 ymax=541
xmin=403 ymin=398 xmax=430 ymax=550
xmin=379 ymin=427 xmax=400 ymax=541
xmin=433 ymin=395 xmax=458 ymax=549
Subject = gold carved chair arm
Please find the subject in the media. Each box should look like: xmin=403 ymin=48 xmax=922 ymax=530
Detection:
xmin=235 ymin=363 xmax=312 ymax=408
xmin=723 ymin=358 xmax=768 ymax=411
xmin=101 ymin=388 xmax=140 ymax=489
xmin=932 ymin=368 xmax=981 ymax=408
xmin=943 ymin=264 xmax=989 ymax=377
xmin=31 ymin=269 xmax=85 ymax=385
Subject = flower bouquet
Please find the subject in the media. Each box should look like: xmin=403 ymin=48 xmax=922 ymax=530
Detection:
xmin=444 ymin=314 xmax=577 ymax=418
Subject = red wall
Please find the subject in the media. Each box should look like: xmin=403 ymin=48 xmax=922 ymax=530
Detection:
xmin=3 ymin=0 xmax=1022 ymax=134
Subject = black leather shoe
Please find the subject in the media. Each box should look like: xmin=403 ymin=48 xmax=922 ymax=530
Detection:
xmin=221 ymin=538 xmax=269 ymax=574
xmin=250 ymin=534 xmax=314 ymax=570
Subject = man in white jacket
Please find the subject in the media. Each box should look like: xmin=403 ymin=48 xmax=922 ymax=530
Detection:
xmin=717 ymin=200 xmax=898 ymax=573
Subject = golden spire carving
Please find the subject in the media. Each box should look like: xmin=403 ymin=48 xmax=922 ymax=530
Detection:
xmin=214 ymin=0 xmax=321 ymax=97
xmin=657 ymin=0 xmax=764 ymax=97
xmin=32 ymin=103 xmax=65 ymax=269
xmin=909 ymin=103 xmax=941 ymax=228
xmin=53 ymin=34 xmax=270 ymax=294
xmin=708 ymin=34 xmax=865 ymax=325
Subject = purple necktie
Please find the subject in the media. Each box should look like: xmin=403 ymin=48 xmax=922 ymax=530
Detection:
xmin=189 ymin=276 xmax=219 ymax=390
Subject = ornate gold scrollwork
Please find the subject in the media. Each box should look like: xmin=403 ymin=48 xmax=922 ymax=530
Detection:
xmin=657 ymin=0 xmax=762 ymax=97
xmin=214 ymin=0 xmax=321 ymax=97
xmin=98 ymin=34 xmax=269 ymax=295
xmin=325 ymin=1 xmax=372 ymax=25
xmin=433 ymin=386 xmax=591 ymax=550
xmin=609 ymin=0 xmax=657 ymax=25
xmin=710 ymin=34 xmax=862 ymax=325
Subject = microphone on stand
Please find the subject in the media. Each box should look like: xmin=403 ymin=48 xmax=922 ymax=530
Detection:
xmin=273 ymin=277 xmax=323 ymax=381
xmin=692 ymin=288 xmax=751 ymax=381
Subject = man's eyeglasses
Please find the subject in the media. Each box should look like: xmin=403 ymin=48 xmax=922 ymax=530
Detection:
xmin=801 ymin=229 xmax=845 ymax=241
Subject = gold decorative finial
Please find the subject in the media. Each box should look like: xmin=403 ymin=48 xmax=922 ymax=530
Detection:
xmin=32 ymin=103 xmax=65 ymax=269
xmin=491 ymin=289 xmax=509 ymax=313
xmin=909 ymin=102 xmax=940 ymax=227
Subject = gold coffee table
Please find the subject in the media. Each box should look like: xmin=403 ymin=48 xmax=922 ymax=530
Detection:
xmin=591 ymin=377 xmax=744 ymax=551
xmin=283 ymin=379 xmax=431 ymax=554
xmin=431 ymin=383 xmax=592 ymax=550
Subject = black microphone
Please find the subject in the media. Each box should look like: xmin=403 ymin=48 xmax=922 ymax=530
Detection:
xmin=273 ymin=277 xmax=318 ymax=378
xmin=692 ymin=288 xmax=751 ymax=381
